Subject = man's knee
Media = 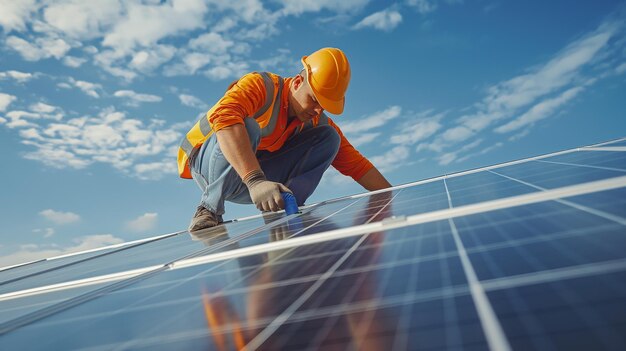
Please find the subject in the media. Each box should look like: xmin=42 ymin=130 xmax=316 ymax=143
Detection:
xmin=244 ymin=117 xmax=261 ymax=148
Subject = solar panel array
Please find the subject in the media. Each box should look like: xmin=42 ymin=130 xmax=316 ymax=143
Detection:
xmin=1 ymin=138 xmax=625 ymax=350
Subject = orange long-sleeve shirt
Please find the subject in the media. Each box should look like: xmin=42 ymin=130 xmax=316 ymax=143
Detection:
xmin=207 ymin=72 xmax=373 ymax=181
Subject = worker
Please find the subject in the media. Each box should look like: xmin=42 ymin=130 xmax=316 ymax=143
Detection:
xmin=177 ymin=47 xmax=392 ymax=232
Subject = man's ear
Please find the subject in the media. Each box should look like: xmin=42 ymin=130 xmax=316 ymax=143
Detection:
xmin=293 ymin=75 xmax=303 ymax=91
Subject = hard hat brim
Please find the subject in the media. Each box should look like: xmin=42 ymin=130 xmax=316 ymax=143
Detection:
xmin=301 ymin=56 xmax=345 ymax=115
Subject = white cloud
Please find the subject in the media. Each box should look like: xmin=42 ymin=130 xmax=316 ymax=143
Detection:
xmin=348 ymin=133 xmax=380 ymax=147
xmin=189 ymin=32 xmax=234 ymax=53
xmin=2 ymin=0 xmax=377 ymax=82
xmin=93 ymin=49 xmax=138 ymax=81
xmin=390 ymin=112 xmax=443 ymax=145
xmin=0 ymin=234 xmax=124 ymax=268
xmin=3 ymin=109 xmax=63 ymax=129
xmin=508 ymin=128 xmax=531 ymax=142
xmin=62 ymin=56 xmax=87 ymax=67
xmin=128 ymin=45 xmax=177 ymax=73
xmin=0 ymin=70 xmax=34 ymax=82
xmin=353 ymin=8 xmax=402 ymax=32
xmin=6 ymin=35 xmax=72 ymax=61
xmin=204 ymin=61 xmax=249 ymax=80
xmin=134 ymin=161 xmax=178 ymax=180
xmin=340 ymin=106 xmax=402 ymax=134
xmin=457 ymin=141 xmax=504 ymax=164
xmin=61 ymin=78 xmax=103 ymax=98
xmin=33 ymin=227 xmax=55 ymax=238
xmin=0 ymin=0 xmax=38 ymax=32
xmin=457 ymin=27 xmax=614 ymax=135
xmin=369 ymin=145 xmax=411 ymax=173
xmin=0 ymin=93 xmax=17 ymax=111
xmin=40 ymin=209 xmax=80 ymax=224
xmin=438 ymin=138 xmax=483 ymax=165
xmin=30 ymin=102 xmax=57 ymax=113
xmin=42 ymin=0 xmax=122 ymax=40
xmin=442 ymin=125 xmax=473 ymax=143
xmin=406 ymin=0 xmax=437 ymax=14
xmin=277 ymin=0 xmax=370 ymax=16
xmin=114 ymin=90 xmax=162 ymax=104
xmin=495 ymin=86 xmax=584 ymax=133
xmin=415 ymin=17 xmax=624 ymax=162
xmin=126 ymin=212 xmax=158 ymax=233
xmin=616 ymin=62 xmax=626 ymax=74
xmin=179 ymin=94 xmax=208 ymax=109
xmin=321 ymin=167 xmax=353 ymax=186
xmin=16 ymin=108 xmax=182 ymax=180
xmin=102 ymin=0 xmax=209 ymax=54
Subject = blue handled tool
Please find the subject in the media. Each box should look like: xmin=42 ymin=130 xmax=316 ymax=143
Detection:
xmin=281 ymin=192 xmax=299 ymax=215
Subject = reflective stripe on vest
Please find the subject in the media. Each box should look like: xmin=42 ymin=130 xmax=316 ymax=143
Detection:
xmin=260 ymin=75 xmax=283 ymax=137
xmin=177 ymin=72 xmax=282 ymax=178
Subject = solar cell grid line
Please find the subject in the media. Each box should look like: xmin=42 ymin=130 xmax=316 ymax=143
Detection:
xmin=492 ymin=160 xmax=625 ymax=191
xmin=443 ymin=177 xmax=512 ymax=351
xmin=486 ymin=271 xmax=626 ymax=350
xmin=103 ymin=232 xmax=386 ymax=348
xmin=452 ymin=209 xmax=626 ymax=349
xmin=385 ymin=220 xmax=462 ymax=350
xmin=287 ymin=218 xmax=428 ymax=351
xmin=257 ymin=220 xmax=478 ymax=350
xmin=457 ymin=206 xmax=626 ymax=282
xmin=242 ymin=190 xmax=400 ymax=350
xmin=443 ymin=171 xmax=538 ymax=207
xmin=481 ymin=258 xmax=626 ymax=292
xmin=541 ymin=149 xmax=626 ymax=171
xmin=299 ymin=227 xmax=407 ymax=350
xmin=535 ymin=159 xmax=626 ymax=173
xmin=488 ymin=170 xmax=626 ymax=225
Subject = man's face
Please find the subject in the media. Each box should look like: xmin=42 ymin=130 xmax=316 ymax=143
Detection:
xmin=289 ymin=75 xmax=323 ymax=122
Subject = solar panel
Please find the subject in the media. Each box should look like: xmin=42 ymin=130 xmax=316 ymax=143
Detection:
xmin=0 ymin=138 xmax=625 ymax=350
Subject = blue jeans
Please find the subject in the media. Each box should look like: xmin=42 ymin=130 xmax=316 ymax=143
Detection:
xmin=190 ymin=118 xmax=341 ymax=215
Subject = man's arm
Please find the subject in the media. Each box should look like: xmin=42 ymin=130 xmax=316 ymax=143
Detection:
xmin=215 ymin=123 xmax=261 ymax=178
xmin=216 ymin=123 xmax=290 ymax=212
xmin=356 ymin=167 xmax=392 ymax=191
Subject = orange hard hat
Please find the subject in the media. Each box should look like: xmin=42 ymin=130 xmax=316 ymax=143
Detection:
xmin=301 ymin=47 xmax=351 ymax=115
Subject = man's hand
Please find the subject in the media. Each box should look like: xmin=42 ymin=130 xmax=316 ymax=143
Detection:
xmin=243 ymin=169 xmax=292 ymax=212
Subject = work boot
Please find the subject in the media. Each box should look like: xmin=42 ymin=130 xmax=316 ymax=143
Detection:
xmin=188 ymin=205 xmax=223 ymax=233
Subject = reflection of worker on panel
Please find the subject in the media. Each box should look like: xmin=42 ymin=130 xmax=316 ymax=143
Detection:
xmin=178 ymin=48 xmax=391 ymax=233
xmin=200 ymin=193 xmax=394 ymax=349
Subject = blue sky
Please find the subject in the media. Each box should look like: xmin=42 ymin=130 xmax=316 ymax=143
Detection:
xmin=1 ymin=0 xmax=625 ymax=267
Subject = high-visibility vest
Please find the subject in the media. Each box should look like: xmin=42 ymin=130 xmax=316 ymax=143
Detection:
xmin=177 ymin=72 xmax=284 ymax=179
